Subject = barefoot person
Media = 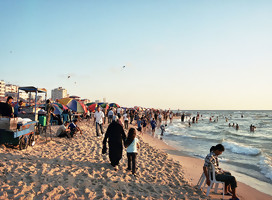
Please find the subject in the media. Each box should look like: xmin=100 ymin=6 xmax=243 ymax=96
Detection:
xmin=203 ymin=144 xmax=240 ymax=200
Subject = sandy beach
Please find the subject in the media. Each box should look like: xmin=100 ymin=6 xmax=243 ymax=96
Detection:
xmin=0 ymin=120 xmax=271 ymax=199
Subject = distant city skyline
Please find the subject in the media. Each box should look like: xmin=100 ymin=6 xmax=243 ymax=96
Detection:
xmin=1 ymin=1 xmax=272 ymax=110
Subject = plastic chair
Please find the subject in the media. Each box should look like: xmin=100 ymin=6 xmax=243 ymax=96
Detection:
xmin=197 ymin=172 xmax=206 ymax=189
xmin=206 ymin=165 xmax=225 ymax=198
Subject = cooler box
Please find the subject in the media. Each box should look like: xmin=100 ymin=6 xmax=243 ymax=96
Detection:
xmin=38 ymin=116 xmax=46 ymax=126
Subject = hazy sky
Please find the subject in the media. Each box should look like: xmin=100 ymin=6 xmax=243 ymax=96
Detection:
xmin=1 ymin=0 xmax=272 ymax=110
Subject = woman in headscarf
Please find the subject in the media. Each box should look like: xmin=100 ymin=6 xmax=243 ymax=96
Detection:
xmin=102 ymin=116 xmax=126 ymax=170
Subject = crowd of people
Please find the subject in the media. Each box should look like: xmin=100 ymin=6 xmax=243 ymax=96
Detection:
xmin=1 ymin=97 xmax=242 ymax=199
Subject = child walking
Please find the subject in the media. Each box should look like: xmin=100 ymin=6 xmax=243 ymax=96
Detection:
xmin=125 ymin=128 xmax=139 ymax=176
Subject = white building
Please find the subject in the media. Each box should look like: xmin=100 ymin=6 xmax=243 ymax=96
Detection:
xmin=5 ymin=84 xmax=18 ymax=93
xmin=51 ymin=87 xmax=68 ymax=101
xmin=0 ymin=80 xmax=5 ymax=98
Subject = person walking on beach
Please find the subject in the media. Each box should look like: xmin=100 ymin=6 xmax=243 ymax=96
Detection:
xmin=124 ymin=128 xmax=139 ymax=176
xmin=108 ymin=108 xmax=114 ymax=124
xmin=102 ymin=116 xmax=126 ymax=170
xmin=94 ymin=106 xmax=105 ymax=136
xmin=150 ymin=118 xmax=157 ymax=137
xmin=137 ymin=117 xmax=143 ymax=136
xmin=123 ymin=111 xmax=129 ymax=129
xmin=203 ymin=144 xmax=240 ymax=200
xmin=169 ymin=111 xmax=173 ymax=123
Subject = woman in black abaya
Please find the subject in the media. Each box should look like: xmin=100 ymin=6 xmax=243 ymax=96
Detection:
xmin=102 ymin=116 xmax=126 ymax=170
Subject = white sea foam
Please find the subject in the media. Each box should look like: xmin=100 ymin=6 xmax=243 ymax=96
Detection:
xmin=222 ymin=141 xmax=261 ymax=156
xmin=258 ymin=155 xmax=272 ymax=181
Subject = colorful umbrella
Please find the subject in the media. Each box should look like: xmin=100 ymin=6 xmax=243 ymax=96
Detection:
xmin=88 ymin=103 xmax=97 ymax=112
xmin=67 ymin=99 xmax=86 ymax=113
xmin=52 ymin=104 xmax=63 ymax=115
xmin=98 ymin=103 xmax=109 ymax=109
xmin=86 ymin=102 xmax=96 ymax=107
xmin=58 ymin=98 xmax=72 ymax=105
xmin=53 ymin=102 xmax=68 ymax=110
xmin=109 ymin=103 xmax=120 ymax=108
xmin=79 ymin=101 xmax=88 ymax=113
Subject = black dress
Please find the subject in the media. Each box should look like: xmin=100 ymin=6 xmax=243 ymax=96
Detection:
xmin=103 ymin=121 xmax=126 ymax=167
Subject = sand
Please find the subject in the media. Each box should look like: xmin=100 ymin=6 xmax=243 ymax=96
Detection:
xmin=0 ymin=120 xmax=271 ymax=200
xmin=0 ymin=121 xmax=207 ymax=200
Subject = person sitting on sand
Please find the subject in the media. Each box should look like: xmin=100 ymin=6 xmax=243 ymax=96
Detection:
xmin=68 ymin=119 xmax=82 ymax=137
xmin=203 ymin=144 xmax=240 ymax=200
xmin=56 ymin=121 xmax=71 ymax=138
xmin=102 ymin=116 xmax=126 ymax=171
xmin=124 ymin=128 xmax=139 ymax=176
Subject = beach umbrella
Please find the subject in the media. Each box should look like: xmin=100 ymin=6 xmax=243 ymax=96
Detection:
xmin=98 ymin=103 xmax=109 ymax=109
xmin=58 ymin=98 xmax=72 ymax=105
xmin=67 ymin=99 xmax=86 ymax=113
xmin=79 ymin=101 xmax=88 ymax=113
xmin=86 ymin=102 xmax=96 ymax=107
xmin=53 ymin=102 xmax=68 ymax=110
xmin=109 ymin=103 xmax=120 ymax=108
xmin=88 ymin=103 xmax=97 ymax=112
xmin=52 ymin=104 xmax=63 ymax=115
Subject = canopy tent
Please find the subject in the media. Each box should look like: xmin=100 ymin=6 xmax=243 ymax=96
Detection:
xmin=18 ymin=86 xmax=47 ymax=121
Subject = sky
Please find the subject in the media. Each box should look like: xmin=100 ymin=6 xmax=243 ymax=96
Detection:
xmin=1 ymin=0 xmax=272 ymax=110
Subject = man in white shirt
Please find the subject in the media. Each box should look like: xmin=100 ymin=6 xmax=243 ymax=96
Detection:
xmin=123 ymin=111 xmax=129 ymax=129
xmin=94 ymin=106 xmax=105 ymax=136
xmin=117 ymin=107 xmax=121 ymax=118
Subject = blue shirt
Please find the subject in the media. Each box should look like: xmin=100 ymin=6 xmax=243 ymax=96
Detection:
xmin=137 ymin=120 xmax=142 ymax=128
xmin=69 ymin=123 xmax=77 ymax=132
xmin=151 ymin=120 xmax=156 ymax=129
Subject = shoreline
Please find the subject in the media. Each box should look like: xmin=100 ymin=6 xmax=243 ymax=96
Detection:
xmin=141 ymin=125 xmax=272 ymax=200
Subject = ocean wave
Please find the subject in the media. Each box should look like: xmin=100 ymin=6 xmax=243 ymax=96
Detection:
xmin=222 ymin=141 xmax=261 ymax=156
xmin=258 ymin=155 xmax=272 ymax=181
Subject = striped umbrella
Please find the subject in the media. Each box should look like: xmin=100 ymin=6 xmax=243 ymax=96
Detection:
xmin=58 ymin=98 xmax=72 ymax=105
xmin=109 ymin=103 xmax=120 ymax=108
xmin=88 ymin=103 xmax=97 ymax=112
xmin=86 ymin=102 xmax=96 ymax=107
xmin=67 ymin=99 xmax=86 ymax=113
xmin=52 ymin=104 xmax=63 ymax=115
xmin=53 ymin=102 xmax=68 ymax=110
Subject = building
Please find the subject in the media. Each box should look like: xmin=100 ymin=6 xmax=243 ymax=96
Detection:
xmin=5 ymin=84 xmax=18 ymax=94
xmin=51 ymin=87 xmax=68 ymax=101
xmin=0 ymin=80 xmax=5 ymax=98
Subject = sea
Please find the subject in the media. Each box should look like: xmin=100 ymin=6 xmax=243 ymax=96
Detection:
xmin=156 ymin=110 xmax=272 ymax=196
